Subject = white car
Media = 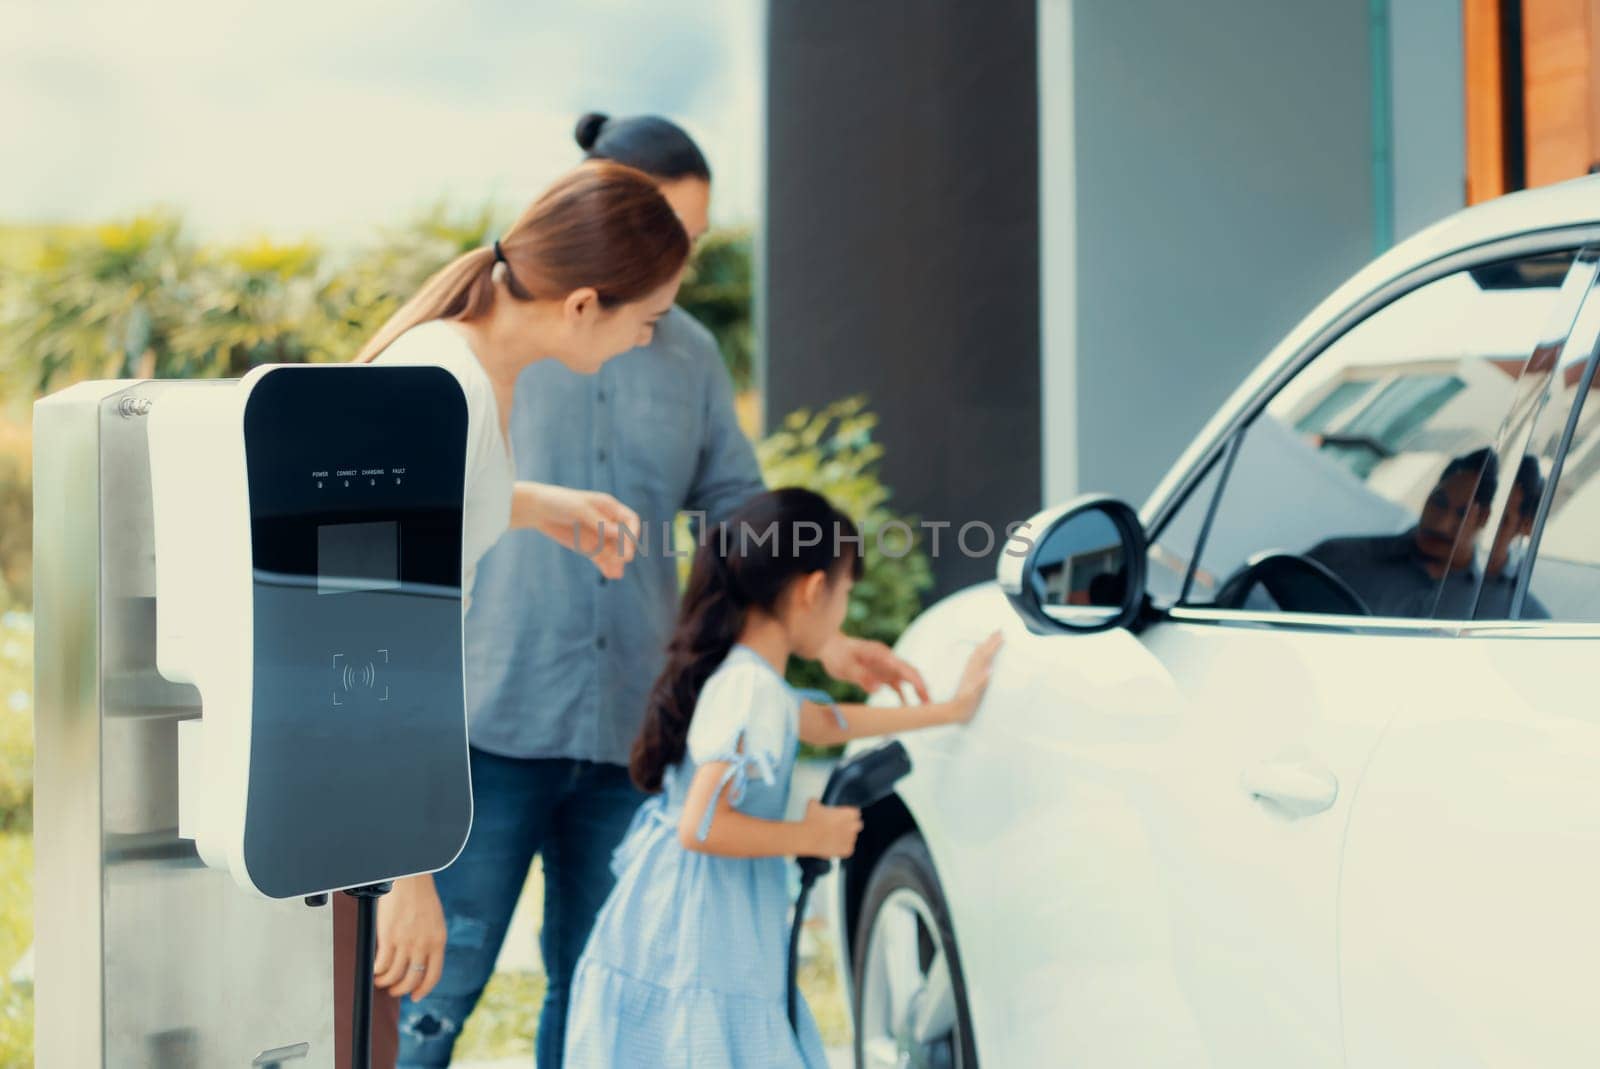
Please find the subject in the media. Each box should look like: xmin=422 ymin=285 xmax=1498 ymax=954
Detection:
xmin=835 ymin=175 xmax=1600 ymax=1068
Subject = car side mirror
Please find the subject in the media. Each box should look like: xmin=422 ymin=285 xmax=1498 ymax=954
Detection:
xmin=996 ymin=496 xmax=1149 ymax=634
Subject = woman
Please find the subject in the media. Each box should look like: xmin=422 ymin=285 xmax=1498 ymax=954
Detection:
xmin=393 ymin=115 xmax=928 ymax=1069
xmin=360 ymin=158 xmax=688 ymax=592
xmin=332 ymin=160 xmax=690 ymax=1069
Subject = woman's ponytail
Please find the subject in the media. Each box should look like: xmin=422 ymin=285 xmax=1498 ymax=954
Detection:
xmin=354 ymin=246 xmax=499 ymax=363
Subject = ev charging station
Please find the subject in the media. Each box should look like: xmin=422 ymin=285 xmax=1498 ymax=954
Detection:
xmin=34 ymin=366 xmax=472 ymax=1067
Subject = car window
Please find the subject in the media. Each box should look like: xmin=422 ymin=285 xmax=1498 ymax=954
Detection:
xmin=1181 ymin=250 xmax=1583 ymax=619
xmin=1512 ymin=284 xmax=1600 ymax=621
xmin=1146 ymin=452 xmax=1224 ymax=605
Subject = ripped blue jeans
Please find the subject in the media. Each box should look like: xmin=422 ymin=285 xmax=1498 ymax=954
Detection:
xmin=396 ymin=748 xmax=645 ymax=1068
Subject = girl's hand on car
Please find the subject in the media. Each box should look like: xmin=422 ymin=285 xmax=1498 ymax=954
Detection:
xmin=947 ymin=630 xmax=1004 ymax=724
xmin=801 ymin=799 xmax=864 ymax=858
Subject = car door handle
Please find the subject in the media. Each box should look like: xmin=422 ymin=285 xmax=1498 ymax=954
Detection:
xmin=1240 ymin=760 xmax=1339 ymax=817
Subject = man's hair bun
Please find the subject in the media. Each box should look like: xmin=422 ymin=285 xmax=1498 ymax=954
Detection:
xmin=574 ymin=112 xmax=609 ymax=152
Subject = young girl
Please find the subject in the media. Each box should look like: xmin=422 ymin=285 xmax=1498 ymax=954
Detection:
xmin=563 ymin=488 xmax=1003 ymax=1067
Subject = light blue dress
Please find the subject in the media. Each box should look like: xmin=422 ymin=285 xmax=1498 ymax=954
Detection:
xmin=563 ymin=644 xmax=842 ymax=1068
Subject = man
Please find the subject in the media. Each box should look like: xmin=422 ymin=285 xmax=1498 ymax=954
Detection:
xmin=391 ymin=115 xmax=926 ymax=1068
xmin=1307 ymin=448 xmax=1500 ymax=619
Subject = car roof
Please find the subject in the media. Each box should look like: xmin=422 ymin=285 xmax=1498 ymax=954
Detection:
xmin=1381 ymin=175 xmax=1600 ymax=285
xmin=1143 ymin=175 xmax=1600 ymax=526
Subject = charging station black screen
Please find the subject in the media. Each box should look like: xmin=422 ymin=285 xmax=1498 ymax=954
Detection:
xmin=242 ymin=365 xmax=471 ymax=899
xmin=318 ymin=520 xmax=401 ymax=596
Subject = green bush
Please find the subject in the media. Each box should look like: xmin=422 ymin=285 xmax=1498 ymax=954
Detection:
xmin=757 ymin=397 xmax=933 ymax=701
xmin=676 ymin=228 xmax=755 ymax=392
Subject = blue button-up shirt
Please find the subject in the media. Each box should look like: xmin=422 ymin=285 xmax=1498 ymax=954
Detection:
xmin=464 ymin=308 xmax=766 ymax=765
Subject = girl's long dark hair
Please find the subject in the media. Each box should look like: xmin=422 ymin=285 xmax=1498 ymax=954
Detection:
xmin=630 ymin=488 xmax=864 ymax=792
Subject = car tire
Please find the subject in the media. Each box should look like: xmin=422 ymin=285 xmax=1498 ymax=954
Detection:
xmin=852 ymin=832 xmax=979 ymax=1069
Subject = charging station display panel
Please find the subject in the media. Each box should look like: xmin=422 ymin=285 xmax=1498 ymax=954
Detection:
xmin=243 ymin=365 xmax=470 ymax=897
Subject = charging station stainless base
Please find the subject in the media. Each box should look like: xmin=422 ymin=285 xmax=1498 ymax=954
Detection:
xmin=34 ymin=381 xmax=333 ymax=1068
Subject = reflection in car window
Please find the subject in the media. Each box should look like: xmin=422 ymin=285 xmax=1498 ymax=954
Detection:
xmin=1515 ymin=294 xmax=1600 ymax=621
xmin=1182 ymin=251 xmax=1580 ymax=619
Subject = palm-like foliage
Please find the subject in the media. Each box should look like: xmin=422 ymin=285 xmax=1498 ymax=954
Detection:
xmin=0 ymin=208 xmax=753 ymax=396
xmin=2 ymin=216 xmax=195 ymax=389
xmin=0 ymin=207 xmax=497 ymax=395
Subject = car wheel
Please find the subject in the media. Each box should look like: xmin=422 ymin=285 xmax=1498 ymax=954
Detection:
xmin=853 ymin=832 xmax=979 ymax=1069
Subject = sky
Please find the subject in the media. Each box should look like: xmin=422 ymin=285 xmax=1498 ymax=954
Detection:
xmin=0 ymin=0 xmax=763 ymax=242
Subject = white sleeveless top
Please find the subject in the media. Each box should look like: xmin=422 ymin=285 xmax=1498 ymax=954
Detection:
xmin=371 ymin=320 xmax=515 ymax=606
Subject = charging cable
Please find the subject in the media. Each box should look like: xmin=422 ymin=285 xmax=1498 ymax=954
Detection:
xmin=788 ymin=858 xmax=828 ymax=1029
xmin=786 ymin=741 xmax=912 ymax=1034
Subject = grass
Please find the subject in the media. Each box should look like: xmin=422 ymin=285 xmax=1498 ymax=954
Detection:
xmin=448 ymin=869 xmax=850 ymax=1061
xmin=800 ymin=921 xmax=851 ymax=1047
xmin=0 ymin=613 xmax=32 ymax=834
xmin=0 ymin=988 xmax=27 ymax=1069
xmin=453 ymin=959 xmax=847 ymax=1062
xmin=0 ymin=610 xmax=33 ymax=1069
xmin=454 ymin=970 xmax=545 ymax=1060
xmin=0 ymin=832 xmax=33 ymax=1069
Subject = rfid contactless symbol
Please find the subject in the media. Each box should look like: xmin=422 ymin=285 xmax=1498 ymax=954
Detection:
xmin=333 ymin=651 xmax=391 ymax=705
xmin=342 ymin=659 xmax=376 ymax=691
